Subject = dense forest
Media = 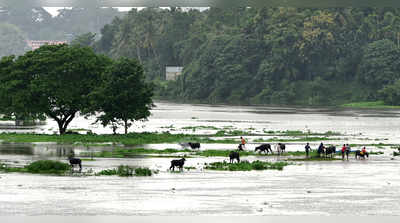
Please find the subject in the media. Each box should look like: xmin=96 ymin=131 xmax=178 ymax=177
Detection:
xmin=2 ymin=7 xmax=400 ymax=106
xmin=91 ymin=7 xmax=400 ymax=106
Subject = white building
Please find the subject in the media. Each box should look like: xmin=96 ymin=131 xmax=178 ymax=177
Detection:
xmin=165 ymin=66 xmax=183 ymax=81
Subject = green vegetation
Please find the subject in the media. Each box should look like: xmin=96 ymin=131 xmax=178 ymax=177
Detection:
xmin=91 ymin=57 xmax=154 ymax=134
xmin=260 ymin=136 xmax=338 ymax=142
xmin=82 ymin=148 xmax=192 ymax=158
xmin=184 ymin=166 xmax=196 ymax=170
xmin=82 ymin=148 xmax=329 ymax=158
xmin=134 ymin=167 xmax=153 ymax=176
xmin=96 ymin=165 xmax=154 ymax=177
xmin=0 ymin=45 xmax=153 ymax=135
xmin=287 ymin=156 xmax=342 ymax=161
xmin=81 ymin=7 xmax=400 ymax=106
xmin=194 ymin=150 xmax=255 ymax=157
xmin=262 ymin=130 xmax=341 ymax=136
xmin=0 ymin=132 xmax=206 ymax=145
xmin=204 ymin=160 xmax=290 ymax=171
xmin=181 ymin=126 xmax=219 ymax=131
xmin=342 ymin=101 xmax=400 ymax=109
xmin=0 ymin=160 xmax=70 ymax=175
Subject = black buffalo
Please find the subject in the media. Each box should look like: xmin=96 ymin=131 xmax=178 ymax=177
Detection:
xmin=355 ymin=150 xmax=369 ymax=159
xmin=229 ymin=151 xmax=240 ymax=163
xmin=68 ymin=157 xmax=82 ymax=171
xmin=188 ymin=142 xmax=200 ymax=149
xmin=325 ymin=146 xmax=336 ymax=158
xmin=277 ymin=143 xmax=286 ymax=155
xmin=170 ymin=158 xmax=186 ymax=171
xmin=255 ymin=144 xmax=273 ymax=154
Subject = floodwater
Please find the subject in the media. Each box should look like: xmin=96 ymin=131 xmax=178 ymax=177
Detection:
xmin=1 ymin=101 xmax=400 ymax=215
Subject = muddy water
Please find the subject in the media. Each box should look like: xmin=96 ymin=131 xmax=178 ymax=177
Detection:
xmin=1 ymin=101 xmax=400 ymax=215
xmin=1 ymin=156 xmax=400 ymax=215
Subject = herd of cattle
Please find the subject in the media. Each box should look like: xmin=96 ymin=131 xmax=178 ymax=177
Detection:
xmin=68 ymin=141 xmax=373 ymax=172
xmin=169 ymin=142 xmax=373 ymax=171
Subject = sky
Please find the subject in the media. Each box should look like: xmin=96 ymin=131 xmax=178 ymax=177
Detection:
xmin=43 ymin=7 xmax=134 ymax=16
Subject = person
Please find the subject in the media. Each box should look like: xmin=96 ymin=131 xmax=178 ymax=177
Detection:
xmin=317 ymin=142 xmax=324 ymax=157
xmin=341 ymin=144 xmax=346 ymax=160
xmin=305 ymin=143 xmax=311 ymax=158
xmin=345 ymin=144 xmax=351 ymax=160
xmin=361 ymin=146 xmax=367 ymax=155
xmin=240 ymin=136 xmax=246 ymax=150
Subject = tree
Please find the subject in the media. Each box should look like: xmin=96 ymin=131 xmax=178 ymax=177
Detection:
xmin=357 ymin=39 xmax=400 ymax=89
xmin=71 ymin=32 xmax=97 ymax=48
xmin=92 ymin=57 xmax=154 ymax=134
xmin=379 ymin=80 xmax=400 ymax=105
xmin=0 ymin=44 xmax=111 ymax=134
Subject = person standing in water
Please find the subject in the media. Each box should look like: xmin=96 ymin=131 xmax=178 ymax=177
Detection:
xmin=305 ymin=143 xmax=311 ymax=158
xmin=240 ymin=136 xmax=246 ymax=150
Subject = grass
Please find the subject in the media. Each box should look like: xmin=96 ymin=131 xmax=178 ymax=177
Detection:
xmin=287 ymin=156 xmax=342 ymax=161
xmin=0 ymin=132 xmax=205 ymax=145
xmin=262 ymin=130 xmax=341 ymax=136
xmin=81 ymin=148 xmax=192 ymax=158
xmin=0 ymin=160 xmax=70 ymax=175
xmin=84 ymin=148 xmax=324 ymax=158
xmin=341 ymin=101 xmax=400 ymax=109
xmin=96 ymin=165 xmax=154 ymax=177
xmin=181 ymin=126 xmax=219 ymax=130
xmin=184 ymin=166 xmax=196 ymax=170
xmin=204 ymin=160 xmax=290 ymax=171
xmin=0 ymin=132 xmax=240 ymax=145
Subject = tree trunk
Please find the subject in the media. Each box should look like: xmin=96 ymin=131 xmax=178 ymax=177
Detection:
xmin=54 ymin=113 xmax=76 ymax=135
xmin=124 ymin=119 xmax=128 ymax=135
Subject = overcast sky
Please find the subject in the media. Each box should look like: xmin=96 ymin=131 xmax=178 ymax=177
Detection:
xmin=43 ymin=7 xmax=134 ymax=16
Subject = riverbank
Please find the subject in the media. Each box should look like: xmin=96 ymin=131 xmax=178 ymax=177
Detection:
xmin=341 ymin=101 xmax=400 ymax=109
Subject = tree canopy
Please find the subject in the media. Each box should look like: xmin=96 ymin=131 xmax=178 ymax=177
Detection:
xmin=92 ymin=7 xmax=400 ymax=106
xmin=0 ymin=44 xmax=153 ymax=134
xmin=91 ymin=57 xmax=154 ymax=134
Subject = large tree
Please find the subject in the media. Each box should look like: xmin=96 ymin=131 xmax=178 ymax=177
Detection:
xmin=0 ymin=44 xmax=111 ymax=134
xmin=91 ymin=57 xmax=154 ymax=134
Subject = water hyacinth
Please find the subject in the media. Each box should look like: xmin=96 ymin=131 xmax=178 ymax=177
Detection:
xmin=205 ymin=160 xmax=290 ymax=171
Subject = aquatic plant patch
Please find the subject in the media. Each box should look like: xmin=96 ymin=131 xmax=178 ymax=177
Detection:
xmin=204 ymin=160 xmax=290 ymax=171
xmin=96 ymin=166 xmax=154 ymax=177
xmin=0 ymin=160 xmax=70 ymax=175
xmin=81 ymin=148 xmax=192 ymax=158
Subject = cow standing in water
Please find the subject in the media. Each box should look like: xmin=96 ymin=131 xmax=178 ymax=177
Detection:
xmin=229 ymin=151 xmax=240 ymax=163
xmin=277 ymin=143 xmax=286 ymax=155
xmin=68 ymin=156 xmax=82 ymax=172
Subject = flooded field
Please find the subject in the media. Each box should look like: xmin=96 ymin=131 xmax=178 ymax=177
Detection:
xmin=1 ymin=101 xmax=400 ymax=215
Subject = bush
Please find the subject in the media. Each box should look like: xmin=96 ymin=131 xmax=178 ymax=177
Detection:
xmin=96 ymin=165 xmax=153 ymax=177
xmin=205 ymin=160 xmax=290 ymax=171
xmin=25 ymin=160 xmax=70 ymax=174
xmin=134 ymin=167 xmax=152 ymax=176
xmin=117 ymin=165 xmax=134 ymax=176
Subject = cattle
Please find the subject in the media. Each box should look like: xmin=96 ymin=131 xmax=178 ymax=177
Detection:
xmin=170 ymin=158 xmax=186 ymax=171
xmin=229 ymin=151 xmax=240 ymax=163
xmin=188 ymin=142 xmax=200 ymax=149
xmin=255 ymin=144 xmax=273 ymax=154
xmin=68 ymin=157 xmax=82 ymax=171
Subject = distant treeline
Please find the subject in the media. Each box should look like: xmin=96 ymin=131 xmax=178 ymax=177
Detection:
xmin=90 ymin=7 xmax=400 ymax=106
xmin=2 ymin=7 xmax=400 ymax=106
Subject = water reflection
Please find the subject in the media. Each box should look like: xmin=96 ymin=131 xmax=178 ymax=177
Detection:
xmin=0 ymin=143 xmax=102 ymax=157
